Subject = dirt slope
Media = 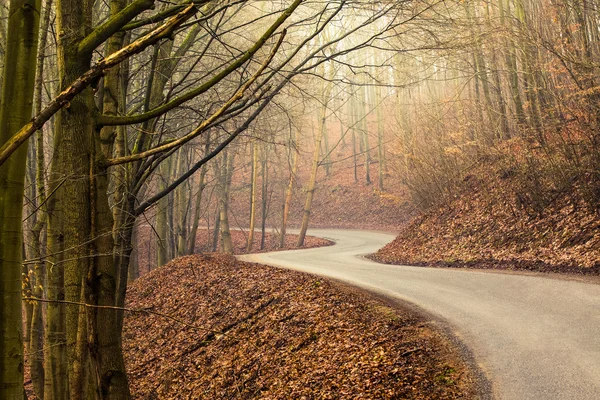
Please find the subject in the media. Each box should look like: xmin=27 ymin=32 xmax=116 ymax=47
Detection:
xmin=123 ymin=254 xmax=476 ymax=399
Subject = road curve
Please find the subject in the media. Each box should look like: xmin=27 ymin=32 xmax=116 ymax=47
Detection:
xmin=238 ymin=229 xmax=600 ymax=400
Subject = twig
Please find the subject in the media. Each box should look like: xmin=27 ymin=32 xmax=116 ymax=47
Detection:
xmin=401 ymin=347 xmax=423 ymax=357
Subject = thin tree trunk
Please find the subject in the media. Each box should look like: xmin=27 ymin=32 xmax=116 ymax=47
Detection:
xmin=361 ymin=85 xmax=371 ymax=184
xmin=375 ymin=84 xmax=385 ymax=190
xmin=187 ymin=161 xmax=208 ymax=255
xmin=211 ymin=211 xmax=220 ymax=252
xmin=28 ymin=1 xmax=54 ymax=397
xmin=466 ymin=2 xmax=497 ymax=144
xmin=485 ymin=2 xmax=510 ymax=141
xmin=217 ymin=151 xmax=234 ymax=254
xmin=156 ymin=158 xmax=172 ymax=268
xmin=515 ymin=0 xmax=544 ymax=142
xmin=247 ymin=142 xmax=259 ymax=252
xmin=297 ymin=76 xmax=334 ymax=246
xmin=350 ymin=90 xmax=358 ymax=182
xmin=260 ymin=145 xmax=269 ymax=250
xmin=129 ymin=223 xmax=139 ymax=281
xmin=499 ymin=0 xmax=526 ymax=128
xmin=174 ymin=148 xmax=192 ymax=257
xmin=322 ymin=118 xmax=331 ymax=176
xmin=279 ymin=129 xmax=299 ymax=248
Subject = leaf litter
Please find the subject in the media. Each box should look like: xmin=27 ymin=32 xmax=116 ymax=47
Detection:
xmin=123 ymin=254 xmax=476 ymax=399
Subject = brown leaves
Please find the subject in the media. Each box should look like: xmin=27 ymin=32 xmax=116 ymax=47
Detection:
xmin=373 ymin=166 xmax=600 ymax=275
xmin=123 ymin=255 xmax=470 ymax=399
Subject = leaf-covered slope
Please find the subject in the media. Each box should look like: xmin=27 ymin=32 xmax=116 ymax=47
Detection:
xmin=123 ymin=254 xmax=474 ymax=399
xmin=373 ymin=172 xmax=600 ymax=274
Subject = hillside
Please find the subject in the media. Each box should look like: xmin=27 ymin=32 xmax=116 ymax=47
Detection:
xmin=223 ymin=158 xmax=414 ymax=233
xmin=372 ymin=163 xmax=600 ymax=275
xmin=122 ymin=254 xmax=477 ymax=399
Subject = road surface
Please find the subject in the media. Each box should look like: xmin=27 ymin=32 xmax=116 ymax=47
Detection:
xmin=239 ymin=229 xmax=600 ymax=400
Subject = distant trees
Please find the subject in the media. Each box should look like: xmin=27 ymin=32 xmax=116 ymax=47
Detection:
xmin=389 ymin=0 xmax=600 ymax=213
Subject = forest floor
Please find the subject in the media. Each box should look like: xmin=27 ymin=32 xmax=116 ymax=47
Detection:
xmin=136 ymin=227 xmax=332 ymax=275
xmin=123 ymin=254 xmax=477 ymax=399
xmin=371 ymin=164 xmax=600 ymax=276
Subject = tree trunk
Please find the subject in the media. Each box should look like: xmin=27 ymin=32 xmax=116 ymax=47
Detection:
xmin=47 ymin=0 xmax=132 ymax=397
xmin=28 ymin=1 xmax=54 ymax=397
xmin=374 ymin=84 xmax=385 ymax=191
xmin=260 ymin=145 xmax=269 ymax=250
xmin=217 ymin=151 xmax=234 ymax=254
xmin=297 ymin=77 xmax=334 ymax=246
xmin=247 ymin=142 xmax=259 ymax=252
xmin=279 ymin=129 xmax=299 ymax=248
xmin=360 ymin=85 xmax=372 ymax=184
xmin=0 ymin=1 xmax=41 ymax=398
xmin=499 ymin=0 xmax=526 ymax=128
xmin=156 ymin=158 xmax=173 ymax=268
xmin=211 ymin=211 xmax=220 ymax=252
xmin=187 ymin=160 xmax=208 ymax=255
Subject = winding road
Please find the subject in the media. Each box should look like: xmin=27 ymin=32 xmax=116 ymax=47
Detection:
xmin=239 ymin=229 xmax=600 ymax=400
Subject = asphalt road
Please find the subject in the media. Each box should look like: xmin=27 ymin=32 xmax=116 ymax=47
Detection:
xmin=239 ymin=229 xmax=600 ymax=400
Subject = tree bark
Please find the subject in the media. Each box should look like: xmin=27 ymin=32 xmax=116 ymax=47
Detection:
xmin=0 ymin=1 xmax=41 ymax=398
xmin=187 ymin=161 xmax=208 ymax=255
xmin=217 ymin=151 xmax=234 ymax=254
xmin=28 ymin=1 xmax=54 ymax=397
xmin=375 ymin=84 xmax=385 ymax=191
xmin=279 ymin=129 xmax=299 ymax=248
xmin=297 ymin=71 xmax=334 ymax=247
xmin=247 ymin=142 xmax=259 ymax=252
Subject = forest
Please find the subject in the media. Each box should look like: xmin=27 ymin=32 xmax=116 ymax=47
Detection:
xmin=1 ymin=0 xmax=599 ymax=399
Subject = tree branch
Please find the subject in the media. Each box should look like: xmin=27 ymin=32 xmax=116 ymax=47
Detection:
xmin=134 ymin=89 xmax=273 ymax=215
xmin=121 ymin=0 xmax=219 ymax=31
xmin=78 ymin=0 xmax=156 ymax=55
xmin=104 ymin=29 xmax=287 ymax=167
xmin=97 ymin=0 xmax=302 ymax=127
xmin=0 ymin=4 xmax=197 ymax=168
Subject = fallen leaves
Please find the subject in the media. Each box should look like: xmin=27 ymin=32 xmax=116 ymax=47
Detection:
xmin=372 ymin=169 xmax=600 ymax=275
xmin=123 ymin=254 xmax=472 ymax=399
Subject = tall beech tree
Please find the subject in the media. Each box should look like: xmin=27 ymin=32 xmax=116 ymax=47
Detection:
xmin=0 ymin=1 xmax=41 ymax=398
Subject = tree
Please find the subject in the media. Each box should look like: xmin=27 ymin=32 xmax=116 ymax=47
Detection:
xmin=0 ymin=1 xmax=41 ymax=398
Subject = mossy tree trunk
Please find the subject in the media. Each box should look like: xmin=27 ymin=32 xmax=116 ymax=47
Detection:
xmin=46 ymin=0 xmax=138 ymax=397
xmin=46 ymin=1 xmax=95 ymax=396
xmin=156 ymin=157 xmax=173 ymax=268
xmin=0 ymin=1 xmax=41 ymax=398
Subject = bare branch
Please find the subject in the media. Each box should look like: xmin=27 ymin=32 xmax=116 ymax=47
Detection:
xmin=105 ymin=29 xmax=287 ymax=167
xmin=0 ymin=4 xmax=197 ymax=168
